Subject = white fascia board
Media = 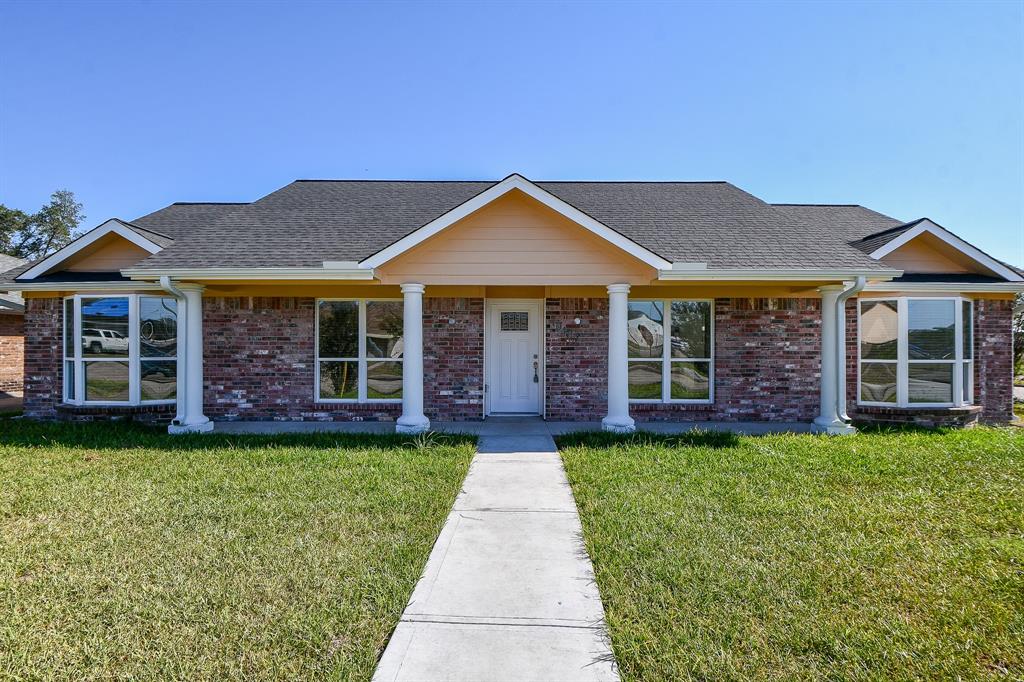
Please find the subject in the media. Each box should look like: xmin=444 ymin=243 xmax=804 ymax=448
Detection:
xmin=358 ymin=174 xmax=673 ymax=270
xmin=862 ymin=281 xmax=1024 ymax=294
xmin=19 ymin=219 xmax=164 ymax=280
xmin=4 ymin=281 xmax=164 ymax=292
xmin=868 ymin=220 xmax=1023 ymax=282
xmin=120 ymin=267 xmax=376 ymax=281
xmin=658 ymin=268 xmax=902 ymax=281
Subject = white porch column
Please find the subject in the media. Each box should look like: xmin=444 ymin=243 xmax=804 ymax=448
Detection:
xmin=813 ymin=285 xmax=855 ymax=435
xmin=169 ymin=284 xmax=212 ymax=434
xmin=397 ymin=283 xmax=429 ymax=434
xmin=602 ymin=283 xmax=635 ymax=433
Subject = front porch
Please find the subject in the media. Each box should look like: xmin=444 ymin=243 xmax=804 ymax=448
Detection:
xmin=210 ymin=415 xmax=818 ymax=437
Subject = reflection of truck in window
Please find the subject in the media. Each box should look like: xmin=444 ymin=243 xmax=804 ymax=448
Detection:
xmin=82 ymin=328 xmax=129 ymax=354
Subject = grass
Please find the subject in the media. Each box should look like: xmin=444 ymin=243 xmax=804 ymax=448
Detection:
xmin=557 ymin=428 xmax=1024 ymax=681
xmin=0 ymin=421 xmax=476 ymax=680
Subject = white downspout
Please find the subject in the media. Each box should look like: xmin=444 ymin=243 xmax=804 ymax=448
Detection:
xmin=836 ymin=276 xmax=866 ymax=424
xmin=159 ymin=276 xmax=187 ymax=426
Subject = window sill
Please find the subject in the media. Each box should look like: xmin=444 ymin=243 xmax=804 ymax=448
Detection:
xmin=855 ymin=404 xmax=980 ymax=414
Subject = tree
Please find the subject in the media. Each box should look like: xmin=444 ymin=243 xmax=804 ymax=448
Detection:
xmin=0 ymin=190 xmax=85 ymax=260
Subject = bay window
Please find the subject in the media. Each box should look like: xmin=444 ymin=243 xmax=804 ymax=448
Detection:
xmin=627 ymin=299 xmax=714 ymax=403
xmin=316 ymin=299 xmax=404 ymax=402
xmin=858 ymin=296 xmax=973 ymax=407
xmin=63 ymin=294 xmax=178 ymax=405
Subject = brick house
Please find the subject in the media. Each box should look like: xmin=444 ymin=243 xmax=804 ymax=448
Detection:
xmin=1 ymin=174 xmax=1020 ymax=434
xmin=0 ymin=254 xmax=26 ymax=395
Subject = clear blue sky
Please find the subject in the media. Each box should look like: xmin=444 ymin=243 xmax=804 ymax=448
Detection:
xmin=1 ymin=0 xmax=1022 ymax=265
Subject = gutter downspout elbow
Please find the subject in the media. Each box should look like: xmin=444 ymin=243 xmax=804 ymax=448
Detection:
xmin=836 ymin=276 xmax=866 ymax=423
xmin=159 ymin=276 xmax=187 ymax=426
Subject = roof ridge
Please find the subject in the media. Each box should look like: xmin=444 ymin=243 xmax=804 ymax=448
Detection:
xmin=171 ymin=201 xmax=249 ymax=206
xmin=771 ymin=202 xmax=863 ymax=207
xmin=291 ymin=179 xmax=732 ymax=184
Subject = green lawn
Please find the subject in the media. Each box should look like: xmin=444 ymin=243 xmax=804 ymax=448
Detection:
xmin=558 ymin=428 xmax=1024 ymax=681
xmin=0 ymin=422 xmax=475 ymax=680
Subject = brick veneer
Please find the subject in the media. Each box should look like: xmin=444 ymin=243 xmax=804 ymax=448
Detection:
xmin=204 ymin=296 xmax=484 ymax=421
xmin=20 ymin=293 xmax=1014 ymax=427
xmin=845 ymin=297 xmax=1014 ymax=425
xmin=545 ymin=298 xmax=609 ymax=420
xmin=545 ymin=297 xmax=822 ymax=422
xmin=23 ymin=297 xmax=62 ymax=419
xmin=423 ymin=297 xmax=484 ymax=420
xmin=0 ymin=313 xmax=25 ymax=392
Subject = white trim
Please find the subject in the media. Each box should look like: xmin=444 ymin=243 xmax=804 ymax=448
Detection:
xmin=20 ymin=219 xmax=164 ymax=280
xmin=863 ymin=282 xmax=1024 ymax=293
xmin=856 ymin=295 xmax=974 ymax=409
xmin=659 ymin=268 xmax=901 ymax=281
xmin=484 ymin=298 xmax=545 ymax=416
xmin=868 ymin=219 xmax=1023 ymax=282
xmin=122 ymin=267 xmax=375 ymax=281
xmin=626 ymin=298 xmax=715 ymax=405
xmin=314 ymin=298 xmax=405 ymax=404
xmin=4 ymin=281 xmax=165 ymax=292
xmin=62 ymin=293 xmax=178 ymax=407
xmin=358 ymin=174 xmax=673 ymax=270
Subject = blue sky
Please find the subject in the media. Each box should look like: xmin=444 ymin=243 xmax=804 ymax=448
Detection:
xmin=1 ymin=0 xmax=1021 ymax=265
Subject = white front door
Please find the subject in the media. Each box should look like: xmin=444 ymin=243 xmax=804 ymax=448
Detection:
xmin=487 ymin=300 xmax=542 ymax=415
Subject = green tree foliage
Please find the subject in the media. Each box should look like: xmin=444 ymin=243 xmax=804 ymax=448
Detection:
xmin=0 ymin=190 xmax=85 ymax=260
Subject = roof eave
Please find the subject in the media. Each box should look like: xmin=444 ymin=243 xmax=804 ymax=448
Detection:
xmin=657 ymin=267 xmax=902 ymax=282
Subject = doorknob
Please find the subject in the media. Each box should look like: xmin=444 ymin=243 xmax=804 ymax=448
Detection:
xmin=533 ymin=359 xmax=539 ymax=383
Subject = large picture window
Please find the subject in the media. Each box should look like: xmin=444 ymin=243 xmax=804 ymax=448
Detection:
xmin=627 ymin=299 xmax=713 ymax=403
xmin=316 ymin=299 xmax=404 ymax=402
xmin=858 ymin=296 xmax=973 ymax=407
xmin=63 ymin=294 xmax=177 ymax=405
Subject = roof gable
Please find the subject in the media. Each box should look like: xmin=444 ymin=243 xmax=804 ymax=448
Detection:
xmin=867 ymin=219 xmax=1022 ymax=282
xmin=375 ymin=190 xmax=657 ymax=285
xmin=18 ymin=219 xmax=166 ymax=280
xmin=359 ymin=174 xmax=673 ymax=270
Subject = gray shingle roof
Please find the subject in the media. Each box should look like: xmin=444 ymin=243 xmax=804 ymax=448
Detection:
xmin=128 ymin=180 xmax=900 ymax=271
xmin=0 ymin=254 xmax=26 ymax=312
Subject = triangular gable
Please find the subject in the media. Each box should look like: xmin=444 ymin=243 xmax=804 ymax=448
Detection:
xmin=868 ymin=219 xmax=1022 ymax=282
xmin=374 ymin=190 xmax=657 ymax=285
xmin=18 ymin=219 xmax=167 ymax=280
xmin=358 ymin=173 xmax=673 ymax=270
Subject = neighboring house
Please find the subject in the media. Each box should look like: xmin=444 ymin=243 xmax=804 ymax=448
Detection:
xmin=0 ymin=174 xmax=1021 ymax=434
xmin=0 ymin=253 xmax=27 ymax=394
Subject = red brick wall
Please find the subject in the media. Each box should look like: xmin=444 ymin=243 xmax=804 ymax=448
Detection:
xmin=545 ymin=297 xmax=609 ymax=420
xmin=846 ymin=297 xmax=1013 ymax=425
xmin=203 ymin=296 xmax=484 ymax=422
xmin=974 ymin=298 xmax=1014 ymax=423
xmin=424 ymin=297 xmax=484 ymax=420
xmin=545 ymin=297 xmax=822 ymax=422
xmin=0 ymin=313 xmax=25 ymax=393
xmin=23 ymin=298 xmax=62 ymax=419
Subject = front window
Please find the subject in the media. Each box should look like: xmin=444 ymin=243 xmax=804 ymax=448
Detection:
xmin=628 ymin=299 xmax=714 ymax=402
xmin=63 ymin=294 xmax=178 ymax=404
xmin=858 ymin=297 xmax=973 ymax=407
xmin=316 ymin=299 xmax=404 ymax=402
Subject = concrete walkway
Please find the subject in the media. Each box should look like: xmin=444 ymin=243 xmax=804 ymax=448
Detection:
xmin=373 ymin=418 xmax=619 ymax=682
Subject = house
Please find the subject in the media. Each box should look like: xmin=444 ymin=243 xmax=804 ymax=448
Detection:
xmin=0 ymin=253 xmax=27 ymax=396
xmin=0 ymin=174 xmax=1020 ymax=434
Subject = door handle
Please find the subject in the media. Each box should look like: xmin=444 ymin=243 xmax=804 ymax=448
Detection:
xmin=533 ymin=360 xmax=539 ymax=383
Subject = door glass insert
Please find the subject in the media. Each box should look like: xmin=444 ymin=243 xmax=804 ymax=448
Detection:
xmin=500 ymin=311 xmax=529 ymax=332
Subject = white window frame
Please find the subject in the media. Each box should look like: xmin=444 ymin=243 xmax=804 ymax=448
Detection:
xmin=628 ymin=298 xmax=715 ymax=405
xmin=857 ymin=295 xmax=974 ymax=409
xmin=62 ymin=293 xmax=178 ymax=406
xmin=315 ymin=298 xmax=404 ymax=404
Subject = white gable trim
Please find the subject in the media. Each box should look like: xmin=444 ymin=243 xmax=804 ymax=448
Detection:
xmin=358 ymin=174 xmax=673 ymax=270
xmin=869 ymin=219 xmax=1022 ymax=282
xmin=18 ymin=219 xmax=165 ymax=280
